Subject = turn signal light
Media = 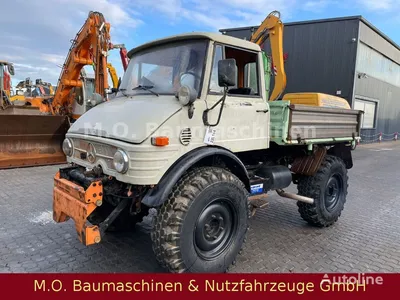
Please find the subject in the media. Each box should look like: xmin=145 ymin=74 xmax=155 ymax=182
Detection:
xmin=151 ymin=136 xmax=169 ymax=146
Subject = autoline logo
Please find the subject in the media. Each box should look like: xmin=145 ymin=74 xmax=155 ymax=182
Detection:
xmin=319 ymin=273 xmax=383 ymax=292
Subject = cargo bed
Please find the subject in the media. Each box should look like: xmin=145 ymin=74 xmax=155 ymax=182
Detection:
xmin=269 ymin=101 xmax=362 ymax=146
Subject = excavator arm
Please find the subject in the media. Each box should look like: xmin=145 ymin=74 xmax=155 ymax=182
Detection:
xmin=107 ymin=63 xmax=119 ymax=89
xmin=250 ymin=11 xmax=286 ymax=101
xmin=51 ymin=11 xmax=111 ymax=117
xmin=0 ymin=11 xmax=121 ymax=169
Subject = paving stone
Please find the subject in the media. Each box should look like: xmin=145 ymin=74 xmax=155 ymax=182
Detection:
xmin=0 ymin=142 xmax=399 ymax=273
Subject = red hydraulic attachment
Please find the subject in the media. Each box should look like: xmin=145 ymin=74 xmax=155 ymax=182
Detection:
xmin=110 ymin=43 xmax=129 ymax=71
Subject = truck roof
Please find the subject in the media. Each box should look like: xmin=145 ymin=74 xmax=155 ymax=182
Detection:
xmin=127 ymin=32 xmax=261 ymax=58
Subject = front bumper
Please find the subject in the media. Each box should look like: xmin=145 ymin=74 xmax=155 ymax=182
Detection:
xmin=52 ymin=172 xmax=103 ymax=246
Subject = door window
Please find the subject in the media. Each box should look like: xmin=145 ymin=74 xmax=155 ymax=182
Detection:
xmin=208 ymin=44 xmax=260 ymax=96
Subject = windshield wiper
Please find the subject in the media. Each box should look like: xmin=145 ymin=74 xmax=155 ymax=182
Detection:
xmin=118 ymin=88 xmax=133 ymax=97
xmin=132 ymin=85 xmax=159 ymax=96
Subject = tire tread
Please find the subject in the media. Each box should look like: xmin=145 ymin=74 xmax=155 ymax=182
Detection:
xmin=297 ymin=155 xmax=348 ymax=227
xmin=150 ymin=167 xmax=249 ymax=273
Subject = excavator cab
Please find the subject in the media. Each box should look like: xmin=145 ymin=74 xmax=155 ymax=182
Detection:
xmin=71 ymin=73 xmax=96 ymax=119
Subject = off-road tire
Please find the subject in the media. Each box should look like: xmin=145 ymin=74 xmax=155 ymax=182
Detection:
xmin=297 ymin=155 xmax=348 ymax=227
xmin=151 ymin=167 xmax=250 ymax=273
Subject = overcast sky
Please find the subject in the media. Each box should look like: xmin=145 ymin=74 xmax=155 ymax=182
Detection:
xmin=1 ymin=0 xmax=399 ymax=86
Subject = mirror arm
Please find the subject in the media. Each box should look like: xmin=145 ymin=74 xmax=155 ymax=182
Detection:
xmin=202 ymin=87 xmax=228 ymax=127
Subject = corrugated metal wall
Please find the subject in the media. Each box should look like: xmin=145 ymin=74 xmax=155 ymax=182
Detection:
xmin=356 ymin=43 xmax=400 ymax=87
xmin=355 ymin=78 xmax=400 ymax=137
xmin=354 ymin=21 xmax=400 ymax=140
xmin=359 ymin=22 xmax=400 ymax=64
xmin=222 ymin=19 xmax=360 ymax=103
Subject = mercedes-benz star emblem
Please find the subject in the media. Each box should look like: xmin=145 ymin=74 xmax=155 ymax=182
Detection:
xmin=86 ymin=143 xmax=96 ymax=163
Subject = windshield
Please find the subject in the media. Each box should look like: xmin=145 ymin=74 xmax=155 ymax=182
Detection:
xmin=119 ymin=39 xmax=208 ymax=97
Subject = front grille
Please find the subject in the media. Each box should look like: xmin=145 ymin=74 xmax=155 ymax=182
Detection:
xmin=71 ymin=138 xmax=117 ymax=169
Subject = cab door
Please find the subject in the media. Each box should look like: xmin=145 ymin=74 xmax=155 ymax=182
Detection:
xmin=203 ymin=43 xmax=270 ymax=152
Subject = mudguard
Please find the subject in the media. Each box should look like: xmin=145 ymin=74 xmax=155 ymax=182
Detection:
xmin=141 ymin=146 xmax=250 ymax=207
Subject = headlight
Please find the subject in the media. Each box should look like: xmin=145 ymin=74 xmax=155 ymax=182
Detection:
xmin=62 ymin=138 xmax=73 ymax=157
xmin=177 ymin=85 xmax=197 ymax=106
xmin=113 ymin=149 xmax=129 ymax=173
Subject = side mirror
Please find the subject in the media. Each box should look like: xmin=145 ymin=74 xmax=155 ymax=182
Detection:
xmin=8 ymin=64 xmax=15 ymax=76
xmin=218 ymin=59 xmax=237 ymax=87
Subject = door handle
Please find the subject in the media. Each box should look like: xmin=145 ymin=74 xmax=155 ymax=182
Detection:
xmin=256 ymin=109 xmax=269 ymax=113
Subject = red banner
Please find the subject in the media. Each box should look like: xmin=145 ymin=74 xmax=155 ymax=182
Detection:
xmin=0 ymin=273 xmax=396 ymax=299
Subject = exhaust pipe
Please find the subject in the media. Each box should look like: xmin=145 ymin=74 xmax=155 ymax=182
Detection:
xmin=275 ymin=189 xmax=314 ymax=204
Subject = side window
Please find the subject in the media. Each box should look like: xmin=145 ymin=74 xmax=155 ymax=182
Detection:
xmin=225 ymin=46 xmax=259 ymax=96
xmin=244 ymin=62 xmax=258 ymax=94
xmin=209 ymin=45 xmax=224 ymax=94
xmin=84 ymin=79 xmax=95 ymax=101
xmin=72 ymin=87 xmax=84 ymax=105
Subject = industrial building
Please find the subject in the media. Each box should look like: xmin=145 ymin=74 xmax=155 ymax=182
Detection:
xmin=221 ymin=16 xmax=400 ymax=141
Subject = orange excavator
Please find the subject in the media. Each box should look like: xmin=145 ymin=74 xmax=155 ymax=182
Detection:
xmin=0 ymin=11 xmax=123 ymax=169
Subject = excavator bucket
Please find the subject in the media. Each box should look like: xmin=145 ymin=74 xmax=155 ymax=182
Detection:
xmin=0 ymin=106 xmax=70 ymax=169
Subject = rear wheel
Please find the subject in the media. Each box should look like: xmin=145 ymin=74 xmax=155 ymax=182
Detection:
xmin=151 ymin=167 xmax=249 ymax=273
xmin=297 ymin=155 xmax=348 ymax=227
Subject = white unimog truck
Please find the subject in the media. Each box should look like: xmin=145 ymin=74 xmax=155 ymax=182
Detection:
xmin=53 ymin=12 xmax=362 ymax=273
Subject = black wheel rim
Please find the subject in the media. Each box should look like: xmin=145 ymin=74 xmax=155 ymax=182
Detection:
xmin=194 ymin=199 xmax=237 ymax=260
xmin=324 ymin=173 xmax=343 ymax=212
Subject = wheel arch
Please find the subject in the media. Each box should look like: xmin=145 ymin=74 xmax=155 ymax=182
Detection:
xmin=142 ymin=146 xmax=250 ymax=207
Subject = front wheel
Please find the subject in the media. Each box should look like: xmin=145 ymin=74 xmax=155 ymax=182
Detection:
xmin=297 ymin=155 xmax=348 ymax=227
xmin=151 ymin=167 xmax=249 ymax=273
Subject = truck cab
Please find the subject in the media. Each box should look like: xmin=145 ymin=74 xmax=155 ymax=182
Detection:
xmin=64 ymin=33 xmax=271 ymax=185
